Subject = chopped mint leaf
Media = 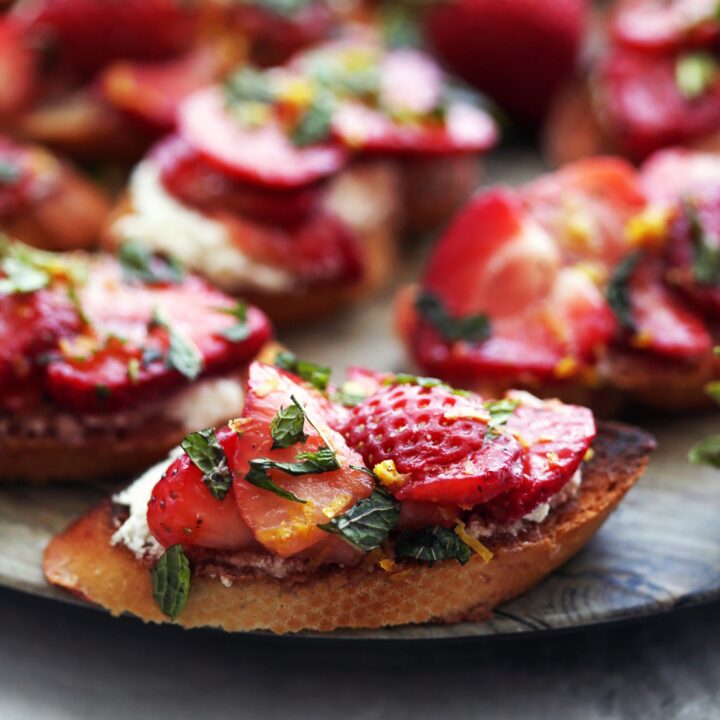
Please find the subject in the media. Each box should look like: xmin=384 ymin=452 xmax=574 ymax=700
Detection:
xmin=415 ymin=291 xmax=491 ymax=343
xmin=274 ymin=351 xmax=331 ymax=391
xmin=181 ymin=427 xmax=234 ymax=500
xmin=119 ymin=240 xmax=184 ymax=285
xmin=151 ymin=545 xmax=191 ymax=619
xmin=605 ymin=251 xmax=640 ymax=331
xmin=270 ymin=401 xmax=308 ymax=449
xmin=676 ymin=52 xmax=717 ymax=99
xmin=218 ymin=301 xmax=250 ymax=342
xmin=395 ymin=525 xmax=473 ymax=565
xmin=319 ymin=487 xmax=400 ymax=551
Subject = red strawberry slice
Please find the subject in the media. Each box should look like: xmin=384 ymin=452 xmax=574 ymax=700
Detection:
xmin=45 ymin=260 xmax=272 ymax=412
xmin=640 ymin=149 xmax=720 ymax=204
xmin=232 ymin=362 xmax=374 ymax=558
xmin=628 ymin=257 xmax=712 ymax=358
xmin=178 ymin=87 xmax=347 ymax=189
xmin=330 ymin=48 xmax=497 ymax=156
xmin=154 ymin=134 xmax=323 ymax=227
xmin=414 ymin=189 xmax=614 ymax=381
xmin=332 ymin=101 xmax=497 ymax=156
xmin=344 ymin=382 xmax=526 ymax=506
xmin=219 ymin=208 xmax=364 ymax=285
xmin=0 ymin=18 xmax=36 ymax=116
xmin=611 ymin=0 xmax=720 ymax=52
xmin=12 ymin=0 xmax=197 ymax=78
xmin=147 ymin=426 xmax=256 ymax=550
xmin=481 ymin=393 xmax=595 ymax=522
xmin=0 ymin=288 xmax=80 ymax=405
xmin=99 ymin=43 xmax=235 ymax=132
xmin=523 ymin=157 xmax=646 ymax=267
xmin=596 ymin=49 xmax=720 ymax=161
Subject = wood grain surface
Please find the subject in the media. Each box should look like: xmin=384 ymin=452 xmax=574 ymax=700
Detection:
xmin=0 ymin=149 xmax=718 ymax=639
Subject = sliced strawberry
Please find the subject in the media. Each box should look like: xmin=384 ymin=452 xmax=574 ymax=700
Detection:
xmin=332 ymin=101 xmax=497 ymax=156
xmin=415 ymin=189 xmax=614 ymax=381
xmin=595 ymin=49 xmax=720 ymax=161
xmin=344 ymin=382 xmax=526 ymax=506
xmin=232 ymin=363 xmax=374 ymax=558
xmin=611 ymin=0 xmax=720 ymax=52
xmin=413 ymin=267 xmax=615 ymax=382
xmin=99 ymin=42 xmax=237 ymax=132
xmin=329 ymin=48 xmax=496 ymax=156
xmin=0 ymin=18 xmax=36 ymax=115
xmin=178 ymin=87 xmax=347 ymax=189
xmin=482 ymin=393 xmax=595 ymax=522
xmin=154 ymin=134 xmax=324 ymax=227
xmin=424 ymin=189 xmax=561 ymax=317
xmin=12 ymin=0 xmax=197 ymax=79
xmin=45 ymin=261 xmax=272 ymax=412
xmin=219 ymin=208 xmax=364 ymax=286
xmin=147 ymin=426 xmax=256 ymax=550
xmin=627 ymin=257 xmax=712 ymax=358
xmin=523 ymin=157 xmax=646 ymax=267
xmin=0 ymin=288 xmax=80 ymax=405
xmin=640 ymin=148 xmax=720 ymax=203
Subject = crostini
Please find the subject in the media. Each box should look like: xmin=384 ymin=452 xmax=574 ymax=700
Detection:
xmin=44 ymin=357 xmax=654 ymax=633
xmin=103 ymin=41 xmax=497 ymax=324
xmin=545 ymin=0 xmax=720 ymax=165
xmin=397 ymin=150 xmax=720 ymax=411
xmin=0 ymin=133 xmax=109 ymax=250
xmin=0 ymin=236 xmax=272 ymax=482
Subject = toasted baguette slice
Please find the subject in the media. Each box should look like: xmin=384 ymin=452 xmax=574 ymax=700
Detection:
xmin=0 ymin=423 xmax=188 ymax=484
xmin=44 ymin=422 xmax=653 ymax=634
xmin=103 ymin=161 xmax=400 ymax=327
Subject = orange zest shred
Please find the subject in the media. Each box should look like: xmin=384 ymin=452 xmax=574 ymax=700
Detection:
xmin=454 ymin=521 xmax=493 ymax=563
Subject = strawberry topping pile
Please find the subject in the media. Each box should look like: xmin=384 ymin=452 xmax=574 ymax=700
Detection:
xmin=579 ymin=0 xmax=720 ymax=160
xmin=0 ymin=238 xmax=272 ymax=414
xmin=144 ymin=359 xmax=595 ymax=569
xmin=143 ymin=41 xmax=495 ymax=286
xmin=401 ymin=151 xmax=720 ymax=387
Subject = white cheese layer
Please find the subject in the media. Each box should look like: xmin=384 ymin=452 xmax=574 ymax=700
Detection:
xmin=166 ymin=375 xmax=245 ymax=432
xmin=111 ymin=449 xmax=182 ymax=559
xmin=113 ymin=161 xmax=295 ymax=293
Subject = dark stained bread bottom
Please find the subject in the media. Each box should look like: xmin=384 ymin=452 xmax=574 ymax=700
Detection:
xmin=43 ymin=422 xmax=655 ymax=634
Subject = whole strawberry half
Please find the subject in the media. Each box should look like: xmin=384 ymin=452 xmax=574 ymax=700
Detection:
xmin=424 ymin=0 xmax=588 ymax=122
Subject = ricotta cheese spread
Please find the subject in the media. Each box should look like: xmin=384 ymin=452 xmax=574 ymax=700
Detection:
xmin=111 ymin=449 xmax=183 ymax=559
xmin=113 ymin=161 xmax=295 ymax=293
xmin=166 ymin=375 xmax=245 ymax=432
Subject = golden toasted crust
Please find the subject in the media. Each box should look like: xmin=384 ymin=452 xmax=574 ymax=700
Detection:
xmin=43 ymin=423 xmax=653 ymax=634
xmin=2 ymin=160 xmax=111 ymax=252
xmin=0 ymin=425 xmax=188 ymax=484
